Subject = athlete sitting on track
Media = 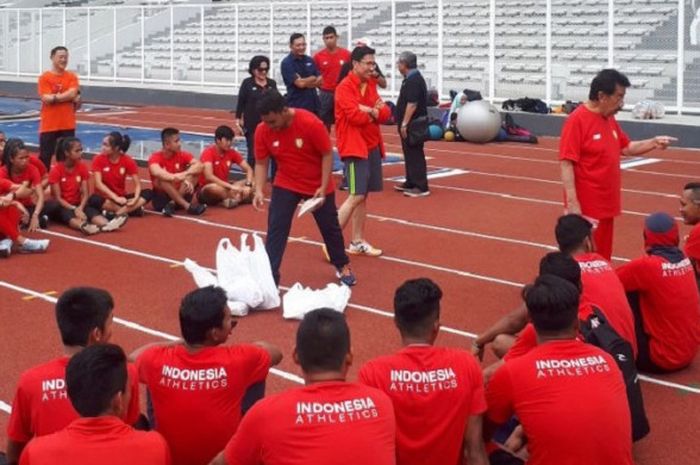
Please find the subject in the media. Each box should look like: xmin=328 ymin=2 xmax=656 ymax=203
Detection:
xmin=0 ymin=138 xmax=48 ymax=231
xmin=197 ymin=125 xmax=254 ymax=209
xmin=88 ymin=131 xmax=153 ymax=218
xmin=43 ymin=137 xmax=127 ymax=235
xmin=148 ymin=127 xmax=206 ymax=217
xmin=0 ymin=177 xmax=49 ymax=257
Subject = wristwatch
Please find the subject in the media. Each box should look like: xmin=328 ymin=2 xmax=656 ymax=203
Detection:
xmin=244 ymin=181 xmax=253 ymax=187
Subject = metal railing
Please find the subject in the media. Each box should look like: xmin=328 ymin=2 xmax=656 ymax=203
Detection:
xmin=0 ymin=0 xmax=697 ymax=113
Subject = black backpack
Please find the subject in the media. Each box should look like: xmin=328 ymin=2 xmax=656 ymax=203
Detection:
xmin=579 ymin=306 xmax=650 ymax=442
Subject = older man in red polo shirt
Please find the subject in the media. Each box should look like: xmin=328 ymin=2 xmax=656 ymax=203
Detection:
xmin=559 ymin=68 xmax=676 ymax=260
xmin=680 ymin=182 xmax=700 ymax=286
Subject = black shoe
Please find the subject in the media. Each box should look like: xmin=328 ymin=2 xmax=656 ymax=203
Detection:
xmin=187 ymin=203 xmax=207 ymax=215
xmin=102 ymin=210 xmax=116 ymax=221
xmin=130 ymin=206 xmax=145 ymax=217
xmin=39 ymin=214 xmax=49 ymax=229
xmin=393 ymin=182 xmax=412 ymax=192
xmin=403 ymin=187 xmax=431 ymax=198
xmin=162 ymin=201 xmax=176 ymax=217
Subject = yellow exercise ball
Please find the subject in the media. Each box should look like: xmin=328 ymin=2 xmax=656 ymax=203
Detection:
xmin=444 ymin=130 xmax=455 ymax=142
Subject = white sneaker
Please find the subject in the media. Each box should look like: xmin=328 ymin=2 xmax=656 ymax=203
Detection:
xmin=0 ymin=238 xmax=12 ymax=258
xmin=346 ymin=240 xmax=383 ymax=257
xmin=101 ymin=215 xmax=128 ymax=232
xmin=20 ymin=238 xmax=49 ymax=253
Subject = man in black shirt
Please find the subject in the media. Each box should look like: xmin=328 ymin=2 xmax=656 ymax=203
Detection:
xmin=395 ymin=51 xmax=429 ymax=197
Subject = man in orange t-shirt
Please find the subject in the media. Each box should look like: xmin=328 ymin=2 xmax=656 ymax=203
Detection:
xmin=37 ymin=46 xmax=80 ymax=170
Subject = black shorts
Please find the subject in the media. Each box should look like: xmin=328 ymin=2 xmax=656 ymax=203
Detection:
xmin=318 ymin=90 xmax=335 ymax=126
xmin=151 ymin=190 xmax=192 ymax=212
xmin=344 ymin=147 xmax=383 ymax=196
xmin=39 ymin=129 xmax=75 ymax=170
xmin=44 ymin=200 xmax=101 ymax=225
xmin=88 ymin=190 xmax=154 ymax=211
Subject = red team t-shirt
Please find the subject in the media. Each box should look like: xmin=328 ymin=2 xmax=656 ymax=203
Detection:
xmin=29 ymin=155 xmax=48 ymax=178
xmin=487 ymin=340 xmax=633 ymax=465
xmin=148 ymin=151 xmax=194 ymax=191
xmin=19 ymin=417 xmax=171 ymax=465
xmin=7 ymin=357 xmax=141 ymax=443
xmin=136 ymin=344 xmax=271 ymax=465
xmin=0 ymin=165 xmax=41 ymax=207
xmin=48 ymin=162 xmax=90 ymax=206
xmin=559 ymin=105 xmax=630 ymax=219
xmin=254 ymin=109 xmax=335 ymax=196
xmin=198 ymin=145 xmax=244 ymax=187
xmin=359 ymin=346 xmax=486 ymax=465
xmin=223 ymin=381 xmax=396 ymax=465
xmin=616 ymin=254 xmax=700 ymax=370
xmin=313 ymin=48 xmax=351 ymax=91
xmin=685 ymin=223 xmax=700 ymax=279
xmin=0 ymin=178 xmax=11 ymax=194
xmin=506 ymin=253 xmax=637 ymax=361
xmin=91 ymin=153 xmax=139 ymax=197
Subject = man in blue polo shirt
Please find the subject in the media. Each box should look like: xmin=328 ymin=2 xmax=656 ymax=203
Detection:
xmin=280 ymin=33 xmax=322 ymax=115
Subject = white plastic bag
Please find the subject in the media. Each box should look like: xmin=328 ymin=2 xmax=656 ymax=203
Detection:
xmin=216 ymin=238 xmax=264 ymax=308
xmin=248 ymin=233 xmax=280 ymax=309
xmin=183 ymin=258 xmax=218 ymax=288
xmin=227 ymin=300 xmax=249 ymax=317
xmin=282 ymin=282 xmax=352 ymax=320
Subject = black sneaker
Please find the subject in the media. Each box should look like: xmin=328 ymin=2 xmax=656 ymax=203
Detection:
xmin=162 ymin=201 xmax=176 ymax=217
xmin=102 ymin=210 xmax=116 ymax=221
xmin=403 ymin=187 xmax=431 ymax=198
xmin=130 ymin=206 xmax=145 ymax=217
xmin=393 ymin=182 xmax=412 ymax=192
xmin=187 ymin=203 xmax=207 ymax=216
xmin=39 ymin=214 xmax=49 ymax=229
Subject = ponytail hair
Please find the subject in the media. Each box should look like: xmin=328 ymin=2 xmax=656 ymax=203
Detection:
xmin=106 ymin=131 xmax=131 ymax=154
xmin=55 ymin=137 xmax=81 ymax=162
xmin=1 ymin=138 xmax=25 ymax=168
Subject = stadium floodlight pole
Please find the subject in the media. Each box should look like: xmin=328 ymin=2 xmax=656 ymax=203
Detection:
xmin=488 ymin=0 xmax=495 ymax=102
xmin=545 ymin=0 xmax=551 ymax=104
xmin=437 ymin=0 xmax=443 ymax=99
xmin=607 ymin=0 xmax=613 ymax=67
xmin=677 ymin=0 xmax=685 ymax=114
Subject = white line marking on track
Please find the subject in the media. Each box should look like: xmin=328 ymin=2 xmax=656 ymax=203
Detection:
xmin=0 ymin=280 xmax=305 ymax=386
xmin=0 ymin=400 xmax=11 ymax=413
xmin=620 ymin=157 xmax=661 ymax=170
xmin=627 ymin=168 xmax=692 ymax=179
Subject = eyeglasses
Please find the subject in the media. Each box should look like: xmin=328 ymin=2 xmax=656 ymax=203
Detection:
xmin=256 ymin=67 xmax=269 ymax=72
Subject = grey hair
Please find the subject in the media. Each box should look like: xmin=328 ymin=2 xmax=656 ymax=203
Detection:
xmin=398 ymin=51 xmax=417 ymax=69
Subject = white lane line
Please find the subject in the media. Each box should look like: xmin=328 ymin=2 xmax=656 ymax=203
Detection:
xmin=621 ymin=157 xmax=661 ymax=170
xmin=627 ymin=168 xmax=692 ymax=179
xmin=0 ymin=400 xmax=11 ymax=413
xmin=3 ymin=278 xmax=696 ymax=394
xmin=0 ymin=280 xmax=305 ymax=386
xmin=34 ymin=230 xmax=482 ymax=339
xmin=464 ymin=170 xmax=678 ymax=198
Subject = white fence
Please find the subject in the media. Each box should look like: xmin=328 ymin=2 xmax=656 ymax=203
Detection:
xmin=1 ymin=0 xmax=699 ymax=113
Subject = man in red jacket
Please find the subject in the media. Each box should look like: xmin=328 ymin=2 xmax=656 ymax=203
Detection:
xmin=333 ymin=45 xmax=391 ymax=258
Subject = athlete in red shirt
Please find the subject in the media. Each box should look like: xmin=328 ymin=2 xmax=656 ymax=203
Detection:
xmin=359 ymin=278 xmax=487 ymax=465
xmin=197 ymin=125 xmax=254 ymax=209
xmin=616 ymin=212 xmax=700 ymax=372
xmin=313 ymin=26 xmax=352 ymax=132
xmin=133 ymin=286 xmax=282 ymax=465
xmin=560 ymin=69 xmax=675 ymax=260
xmin=485 ymin=275 xmax=633 ymax=465
xmin=45 ymin=137 xmax=126 ymax=235
xmin=7 ymin=288 xmax=142 ymax=464
xmin=0 ymin=138 xmax=47 ymax=232
xmin=474 ymin=214 xmax=636 ymax=366
xmin=148 ymin=127 xmax=206 ymax=217
xmin=334 ymin=45 xmax=391 ymax=258
xmin=0 ymin=179 xmax=48 ymax=256
xmin=680 ymin=182 xmax=700 ymax=287
xmin=211 ymin=308 xmax=396 ymax=465
xmin=19 ymin=344 xmax=170 ymax=465
xmin=253 ymin=91 xmax=356 ymax=286
xmin=90 ymin=131 xmax=153 ymax=218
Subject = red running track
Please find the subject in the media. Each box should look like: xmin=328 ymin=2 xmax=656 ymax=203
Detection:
xmin=1 ymin=105 xmax=698 ymax=465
